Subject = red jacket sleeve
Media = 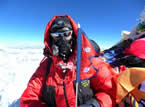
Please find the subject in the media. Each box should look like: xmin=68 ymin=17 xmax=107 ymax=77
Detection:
xmin=20 ymin=59 xmax=48 ymax=107
xmin=90 ymin=57 xmax=116 ymax=107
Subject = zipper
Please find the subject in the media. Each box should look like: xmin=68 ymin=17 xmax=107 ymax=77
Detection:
xmin=62 ymin=70 xmax=69 ymax=107
xmin=63 ymin=82 xmax=69 ymax=107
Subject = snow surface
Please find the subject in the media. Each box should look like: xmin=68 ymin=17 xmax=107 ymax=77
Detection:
xmin=0 ymin=44 xmax=44 ymax=107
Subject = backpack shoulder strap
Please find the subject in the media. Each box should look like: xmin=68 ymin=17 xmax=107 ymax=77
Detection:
xmin=41 ymin=58 xmax=55 ymax=104
xmin=41 ymin=57 xmax=57 ymax=106
xmin=44 ymin=58 xmax=52 ymax=82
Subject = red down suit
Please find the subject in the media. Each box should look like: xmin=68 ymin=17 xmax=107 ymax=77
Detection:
xmin=20 ymin=15 xmax=116 ymax=107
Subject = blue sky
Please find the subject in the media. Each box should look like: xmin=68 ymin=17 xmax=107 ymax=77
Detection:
xmin=0 ymin=0 xmax=145 ymax=48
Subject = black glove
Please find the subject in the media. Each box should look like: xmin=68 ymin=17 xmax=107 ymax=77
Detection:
xmin=79 ymin=98 xmax=100 ymax=107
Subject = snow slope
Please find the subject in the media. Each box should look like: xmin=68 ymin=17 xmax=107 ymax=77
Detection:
xmin=0 ymin=45 xmax=44 ymax=107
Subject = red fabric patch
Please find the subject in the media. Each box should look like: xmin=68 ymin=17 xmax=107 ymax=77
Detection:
xmin=124 ymin=38 xmax=145 ymax=59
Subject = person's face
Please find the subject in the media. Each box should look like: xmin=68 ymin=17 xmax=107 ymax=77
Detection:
xmin=50 ymin=28 xmax=74 ymax=62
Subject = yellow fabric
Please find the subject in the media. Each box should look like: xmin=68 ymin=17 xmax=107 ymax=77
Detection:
xmin=130 ymin=95 xmax=139 ymax=107
xmin=138 ymin=28 xmax=145 ymax=33
xmin=130 ymin=95 xmax=134 ymax=106
xmin=116 ymin=67 xmax=145 ymax=103
xmin=135 ymin=101 xmax=139 ymax=107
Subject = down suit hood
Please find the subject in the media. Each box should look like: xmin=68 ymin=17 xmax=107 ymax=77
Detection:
xmin=43 ymin=14 xmax=99 ymax=80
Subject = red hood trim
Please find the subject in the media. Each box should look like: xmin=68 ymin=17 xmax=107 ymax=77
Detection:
xmin=44 ymin=15 xmax=78 ymax=53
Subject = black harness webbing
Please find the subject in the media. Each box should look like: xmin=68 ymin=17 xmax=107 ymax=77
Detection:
xmin=41 ymin=58 xmax=57 ymax=107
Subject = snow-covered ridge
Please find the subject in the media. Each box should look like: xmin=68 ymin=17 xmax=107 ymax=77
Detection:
xmin=0 ymin=46 xmax=44 ymax=107
xmin=139 ymin=7 xmax=145 ymax=24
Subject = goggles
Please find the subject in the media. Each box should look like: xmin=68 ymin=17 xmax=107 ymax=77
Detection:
xmin=50 ymin=30 xmax=73 ymax=39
